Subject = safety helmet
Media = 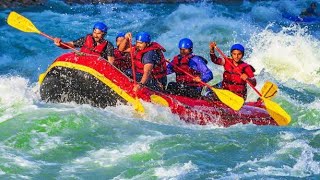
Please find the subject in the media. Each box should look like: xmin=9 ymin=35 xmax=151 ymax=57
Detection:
xmin=178 ymin=38 xmax=193 ymax=49
xmin=116 ymin=32 xmax=125 ymax=40
xmin=230 ymin=44 xmax=245 ymax=54
xmin=93 ymin=22 xmax=108 ymax=33
xmin=135 ymin=32 xmax=151 ymax=43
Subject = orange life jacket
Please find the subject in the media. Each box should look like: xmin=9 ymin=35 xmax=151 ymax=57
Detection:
xmin=80 ymin=34 xmax=108 ymax=56
xmin=132 ymin=42 xmax=167 ymax=79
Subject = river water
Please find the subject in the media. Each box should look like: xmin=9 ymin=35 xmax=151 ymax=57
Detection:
xmin=0 ymin=0 xmax=319 ymax=179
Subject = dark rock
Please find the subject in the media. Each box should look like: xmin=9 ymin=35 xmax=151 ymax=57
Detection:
xmin=63 ymin=0 xmax=202 ymax=4
xmin=0 ymin=0 xmax=45 ymax=8
xmin=63 ymin=0 xmax=248 ymax=4
xmin=0 ymin=0 xmax=250 ymax=8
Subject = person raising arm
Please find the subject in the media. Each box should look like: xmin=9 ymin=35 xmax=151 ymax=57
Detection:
xmin=209 ymin=42 xmax=256 ymax=100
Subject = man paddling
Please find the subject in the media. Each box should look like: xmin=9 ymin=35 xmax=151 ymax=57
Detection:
xmin=53 ymin=22 xmax=115 ymax=64
xmin=122 ymin=32 xmax=167 ymax=92
xmin=113 ymin=32 xmax=131 ymax=72
xmin=167 ymin=38 xmax=213 ymax=98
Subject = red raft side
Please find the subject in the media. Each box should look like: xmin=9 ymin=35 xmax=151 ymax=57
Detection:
xmin=39 ymin=53 xmax=278 ymax=127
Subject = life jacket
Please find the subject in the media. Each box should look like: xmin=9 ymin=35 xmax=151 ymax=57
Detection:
xmin=132 ymin=42 xmax=167 ymax=79
xmin=113 ymin=48 xmax=131 ymax=72
xmin=171 ymin=54 xmax=202 ymax=87
xmin=222 ymin=59 xmax=255 ymax=99
xmin=80 ymin=34 xmax=108 ymax=56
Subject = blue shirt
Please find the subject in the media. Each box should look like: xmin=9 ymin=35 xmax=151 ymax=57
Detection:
xmin=138 ymin=50 xmax=166 ymax=90
xmin=142 ymin=50 xmax=161 ymax=65
xmin=167 ymin=55 xmax=213 ymax=83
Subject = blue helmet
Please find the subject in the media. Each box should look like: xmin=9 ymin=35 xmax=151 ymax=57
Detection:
xmin=135 ymin=32 xmax=151 ymax=43
xmin=230 ymin=44 xmax=245 ymax=54
xmin=93 ymin=22 xmax=108 ymax=33
xmin=116 ymin=32 xmax=125 ymax=40
xmin=178 ymin=38 xmax=193 ymax=49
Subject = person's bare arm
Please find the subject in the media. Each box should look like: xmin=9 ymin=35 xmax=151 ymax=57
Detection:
xmin=140 ymin=63 xmax=153 ymax=85
xmin=209 ymin=41 xmax=225 ymax=65
xmin=53 ymin=38 xmax=75 ymax=49
xmin=133 ymin=63 xmax=153 ymax=92
xmin=107 ymin=56 xmax=115 ymax=65
xmin=119 ymin=32 xmax=132 ymax=52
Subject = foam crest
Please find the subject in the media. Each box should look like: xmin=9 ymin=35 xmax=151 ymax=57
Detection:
xmin=141 ymin=101 xmax=186 ymax=126
xmin=223 ymin=131 xmax=320 ymax=178
xmin=247 ymin=24 xmax=320 ymax=85
xmin=60 ymin=134 xmax=166 ymax=175
xmin=0 ymin=144 xmax=40 ymax=176
xmin=0 ymin=76 xmax=38 ymax=123
xmin=154 ymin=161 xmax=198 ymax=179
xmin=29 ymin=132 xmax=63 ymax=155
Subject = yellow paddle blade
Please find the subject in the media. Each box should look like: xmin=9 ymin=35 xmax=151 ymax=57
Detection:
xmin=133 ymin=98 xmax=145 ymax=113
xmin=150 ymin=94 xmax=169 ymax=107
xmin=7 ymin=11 xmax=40 ymax=34
xmin=211 ymin=87 xmax=244 ymax=111
xmin=261 ymin=81 xmax=278 ymax=99
xmin=262 ymin=97 xmax=291 ymax=126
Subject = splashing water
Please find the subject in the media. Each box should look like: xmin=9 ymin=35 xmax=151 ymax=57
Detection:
xmin=0 ymin=1 xmax=320 ymax=179
xmin=247 ymin=24 xmax=320 ymax=86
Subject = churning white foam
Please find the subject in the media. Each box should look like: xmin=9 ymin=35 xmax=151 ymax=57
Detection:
xmin=247 ymin=24 xmax=320 ymax=86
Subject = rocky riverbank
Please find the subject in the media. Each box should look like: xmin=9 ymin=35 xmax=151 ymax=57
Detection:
xmin=0 ymin=0 xmax=45 ymax=8
xmin=64 ymin=0 xmax=202 ymax=4
xmin=1 ymin=0 xmax=248 ymax=8
xmin=61 ymin=0 xmax=247 ymax=4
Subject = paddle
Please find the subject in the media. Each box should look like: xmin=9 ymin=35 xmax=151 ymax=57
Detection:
xmin=165 ymin=59 xmax=244 ymax=111
xmin=214 ymin=46 xmax=291 ymax=126
xmin=7 ymin=11 xmax=145 ymax=113
xmin=7 ymin=11 xmax=80 ymax=53
xmin=129 ymin=39 xmax=145 ymax=113
xmin=261 ymin=81 xmax=278 ymax=99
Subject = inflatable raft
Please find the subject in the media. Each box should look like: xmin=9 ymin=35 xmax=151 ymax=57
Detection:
xmin=39 ymin=52 xmax=278 ymax=127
